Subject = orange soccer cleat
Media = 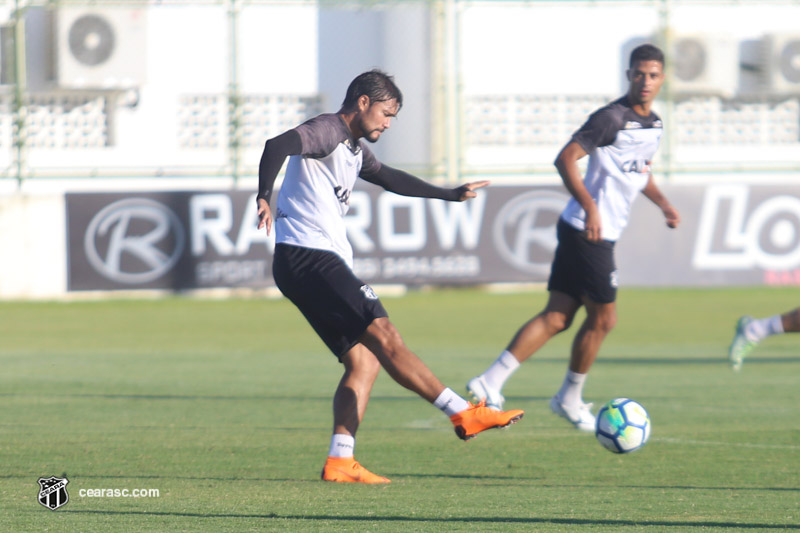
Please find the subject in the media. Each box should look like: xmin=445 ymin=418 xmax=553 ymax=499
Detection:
xmin=450 ymin=401 xmax=524 ymax=441
xmin=321 ymin=456 xmax=391 ymax=484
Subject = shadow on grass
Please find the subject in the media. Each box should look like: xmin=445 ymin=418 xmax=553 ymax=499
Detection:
xmin=0 ymin=393 xmax=335 ymax=401
xmin=7 ymin=472 xmax=797 ymax=493
xmin=593 ymin=356 xmax=800 ymax=365
xmin=60 ymin=510 xmax=800 ymax=529
xmin=0 ymin=392 xmax=555 ymax=405
xmin=392 ymin=476 xmax=800 ymax=492
xmin=0 ymin=472 xmax=526 ymax=483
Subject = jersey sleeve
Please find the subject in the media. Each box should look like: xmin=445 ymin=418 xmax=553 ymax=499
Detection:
xmin=256 ymin=129 xmax=302 ymax=204
xmin=359 ymin=142 xmax=382 ymax=175
xmin=360 ymin=163 xmax=462 ymax=201
xmin=294 ymin=115 xmax=347 ymax=158
xmin=570 ymin=106 xmax=623 ymax=153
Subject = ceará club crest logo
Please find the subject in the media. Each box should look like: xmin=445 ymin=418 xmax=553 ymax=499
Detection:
xmin=84 ymin=198 xmax=186 ymax=284
xmin=38 ymin=475 xmax=69 ymax=511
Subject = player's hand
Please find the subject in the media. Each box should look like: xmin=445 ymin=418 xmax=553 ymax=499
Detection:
xmin=583 ymin=208 xmax=602 ymax=242
xmin=663 ymin=204 xmax=680 ymax=229
xmin=456 ymin=180 xmax=490 ymax=201
xmin=257 ymin=198 xmax=272 ymax=236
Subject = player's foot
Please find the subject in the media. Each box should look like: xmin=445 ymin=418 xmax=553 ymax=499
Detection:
xmin=450 ymin=401 xmax=524 ymax=441
xmin=321 ymin=456 xmax=390 ymax=484
xmin=729 ymin=315 xmax=757 ymax=372
xmin=549 ymin=395 xmax=596 ymax=432
xmin=466 ymin=376 xmax=505 ymax=410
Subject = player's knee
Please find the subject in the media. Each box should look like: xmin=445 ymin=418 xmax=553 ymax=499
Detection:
xmin=543 ymin=312 xmax=572 ymax=334
xmin=366 ymin=317 xmax=406 ymax=358
xmin=343 ymin=345 xmax=380 ymax=376
xmin=362 ymin=352 xmax=381 ymax=376
xmin=595 ymin=312 xmax=617 ymax=333
xmin=352 ymin=349 xmax=381 ymax=375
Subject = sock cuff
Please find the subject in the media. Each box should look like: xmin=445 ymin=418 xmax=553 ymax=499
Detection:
xmin=498 ymin=350 xmax=521 ymax=371
xmin=328 ymin=433 xmax=355 ymax=458
xmin=566 ymin=369 xmax=588 ymax=385
xmin=769 ymin=315 xmax=784 ymax=335
xmin=434 ymin=387 xmax=470 ymax=416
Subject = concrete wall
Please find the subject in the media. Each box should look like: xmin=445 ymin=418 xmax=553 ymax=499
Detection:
xmin=0 ymin=193 xmax=66 ymax=298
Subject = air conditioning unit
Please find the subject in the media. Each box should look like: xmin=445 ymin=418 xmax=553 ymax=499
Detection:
xmin=759 ymin=34 xmax=800 ymax=94
xmin=669 ymin=34 xmax=738 ymax=98
xmin=55 ymin=8 xmax=146 ymax=88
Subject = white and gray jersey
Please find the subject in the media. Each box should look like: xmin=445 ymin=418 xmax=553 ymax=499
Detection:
xmin=560 ymin=96 xmax=663 ymax=242
xmin=275 ymin=114 xmax=381 ymax=267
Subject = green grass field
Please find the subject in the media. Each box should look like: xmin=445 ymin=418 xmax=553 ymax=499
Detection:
xmin=1 ymin=287 xmax=798 ymax=532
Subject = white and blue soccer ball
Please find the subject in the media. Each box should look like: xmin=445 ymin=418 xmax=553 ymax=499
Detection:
xmin=595 ymin=398 xmax=651 ymax=453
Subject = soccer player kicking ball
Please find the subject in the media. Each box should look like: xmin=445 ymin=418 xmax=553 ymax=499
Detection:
xmin=467 ymin=44 xmax=680 ymax=432
xmin=257 ymin=70 xmax=523 ymax=484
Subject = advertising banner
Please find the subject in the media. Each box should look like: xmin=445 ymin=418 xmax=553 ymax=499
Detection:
xmin=619 ymin=183 xmax=800 ymax=286
xmin=66 ymin=191 xmax=273 ymax=291
xmin=65 ymin=182 xmax=800 ymax=291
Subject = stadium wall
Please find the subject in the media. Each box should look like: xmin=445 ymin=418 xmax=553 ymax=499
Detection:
xmin=0 ymin=193 xmax=66 ymax=299
xmin=3 ymin=1 xmax=800 ymax=299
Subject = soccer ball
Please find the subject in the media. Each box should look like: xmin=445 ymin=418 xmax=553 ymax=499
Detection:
xmin=595 ymin=398 xmax=651 ymax=453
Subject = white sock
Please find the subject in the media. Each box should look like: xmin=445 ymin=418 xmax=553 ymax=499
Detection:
xmin=746 ymin=315 xmax=784 ymax=342
xmin=482 ymin=350 xmax=521 ymax=391
xmin=557 ymin=370 xmax=587 ymax=407
xmin=328 ymin=434 xmax=355 ymax=458
xmin=433 ymin=387 xmax=471 ymax=416
xmin=768 ymin=315 xmax=785 ymax=336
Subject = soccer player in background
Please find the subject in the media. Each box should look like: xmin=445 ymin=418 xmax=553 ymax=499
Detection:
xmin=729 ymin=307 xmax=800 ymax=371
xmin=467 ymin=44 xmax=680 ymax=431
xmin=256 ymin=69 xmax=524 ymax=484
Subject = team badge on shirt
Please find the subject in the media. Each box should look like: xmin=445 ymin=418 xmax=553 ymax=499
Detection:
xmin=360 ymin=285 xmax=378 ymax=300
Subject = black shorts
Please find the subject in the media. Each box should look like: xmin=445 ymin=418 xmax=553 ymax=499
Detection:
xmin=547 ymin=219 xmax=618 ymax=304
xmin=272 ymin=243 xmax=388 ymax=359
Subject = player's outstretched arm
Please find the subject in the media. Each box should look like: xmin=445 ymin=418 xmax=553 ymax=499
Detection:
xmin=361 ymin=165 xmax=488 ymax=202
xmin=454 ymin=180 xmax=490 ymax=201
xmin=641 ymin=174 xmax=680 ymax=229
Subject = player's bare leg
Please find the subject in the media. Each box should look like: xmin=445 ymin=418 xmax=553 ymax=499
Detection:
xmin=360 ymin=317 xmax=524 ymax=441
xmin=333 ymin=344 xmax=381 ymax=437
xmin=550 ymin=298 xmax=616 ymax=432
xmin=506 ymin=291 xmax=582 ymax=362
xmin=323 ymin=344 xmax=389 ymax=484
xmin=467 ymin=291 xmax=580 ymax=409
xmin=568 ymin=299 xmax=616 ymax=374
xmin=359 ymin=317 xmax=448 ymax=402
xmin=782 ymin=307 xmax=800 ymax=332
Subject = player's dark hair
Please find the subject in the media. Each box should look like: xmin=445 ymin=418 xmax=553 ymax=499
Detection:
xmin=340 ymin=69 xmax=403 ymax=113
xmin=629 ymin=44 xmax=665 ymax=67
